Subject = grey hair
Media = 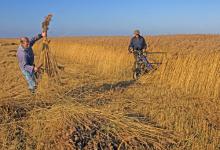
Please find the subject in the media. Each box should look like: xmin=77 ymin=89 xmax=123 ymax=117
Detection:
xmin=20 ymin=37 xmax=29 ymax=44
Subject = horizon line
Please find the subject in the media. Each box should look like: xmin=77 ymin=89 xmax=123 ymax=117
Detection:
xmin=1 ymin=33 xmax=220 ymax=39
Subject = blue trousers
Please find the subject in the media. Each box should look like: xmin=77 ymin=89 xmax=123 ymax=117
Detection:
xmin=22 ymin=70 xmax=36 ymax=90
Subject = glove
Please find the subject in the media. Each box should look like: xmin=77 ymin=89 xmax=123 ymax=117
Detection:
xmin=128 ymin=48 xmax=133 ymax=53
xmin=143 ymin=51 xmax=147 ymax=56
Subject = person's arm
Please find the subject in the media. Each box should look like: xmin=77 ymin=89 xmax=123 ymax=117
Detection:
xmin=29 ymin=32 xmax=46 ymax=47
xmin=29 ymin=34 xmax=43 ymax=47
xmin=128 ymin=38 xmax=134 ymax=52
xmin=24 ymin=63 xmax=34 ymax=74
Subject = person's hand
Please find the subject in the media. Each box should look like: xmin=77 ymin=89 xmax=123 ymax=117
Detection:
xmin=42 ymin=32 xmax=47 ymax=37
xmin=143 ymin=51 xmax=147 ymax=56
xmin=34 ymin=67 xmax=38 ymax=72
xmin=128 ymin=48 xmax=133 ymax=54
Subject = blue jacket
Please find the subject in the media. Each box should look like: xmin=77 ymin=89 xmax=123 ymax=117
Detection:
xmin=129 ymin=35 xmax=147 ymax=50
xmin=17 ymin=34 xmax=42 ymax=74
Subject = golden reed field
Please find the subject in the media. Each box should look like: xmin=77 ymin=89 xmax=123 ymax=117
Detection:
xmin=0 ymin=35 xmax=219 ymax=150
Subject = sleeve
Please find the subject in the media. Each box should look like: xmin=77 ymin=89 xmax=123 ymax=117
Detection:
xmin=29 ymin=33 xmax=43 ymax=47
xmin=17 ymin=51 xmax=34 ymax=74
xmin=128 ymin=38 xmax=134 ymax=50
xmin=24 ymin=62 xmax=34 ymax=74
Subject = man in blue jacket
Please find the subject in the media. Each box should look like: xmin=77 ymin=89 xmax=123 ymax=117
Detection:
xmin=17 ymin=32 xmax=46 ymax=93
xmin=128 ymin=30 xmax=147 ymax=51
xmin=128 ymin=30 xmax=152 ymax=71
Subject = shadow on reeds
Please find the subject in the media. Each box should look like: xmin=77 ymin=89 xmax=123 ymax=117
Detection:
xmin=66 ymin=80 xmax=136 ymax=99
xmin=96 ymin=80 xmax=135 ymax=92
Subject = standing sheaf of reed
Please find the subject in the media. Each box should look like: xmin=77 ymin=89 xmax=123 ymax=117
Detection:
xmin=38 ymin=14 xmax=61 ymax=82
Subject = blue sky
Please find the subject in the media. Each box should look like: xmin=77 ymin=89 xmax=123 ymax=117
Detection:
xmin=0 ymin=0 xmax=220 ymax=37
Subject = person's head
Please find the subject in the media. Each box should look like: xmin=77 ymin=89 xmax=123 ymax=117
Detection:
xmin=133 ymin=30 xmax=140 ymax=37
xmin=20 ymin=37 xmax=30 ymax=49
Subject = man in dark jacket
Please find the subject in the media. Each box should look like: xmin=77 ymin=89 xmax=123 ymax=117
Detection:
xmin=17 ymin=32 xmax=46 ymax=93
xmin=128 ymin=30 xmax=147 ymax=51
xmin=128 ymin=30 xmax=152 ymax=70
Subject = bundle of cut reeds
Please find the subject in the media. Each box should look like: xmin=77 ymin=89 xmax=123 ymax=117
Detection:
xmin=38 ymin=14 xmax=60 ymax=82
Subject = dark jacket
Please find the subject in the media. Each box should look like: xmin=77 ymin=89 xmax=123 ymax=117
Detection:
xmin=129 ymin=35 xmax=147 ymax=50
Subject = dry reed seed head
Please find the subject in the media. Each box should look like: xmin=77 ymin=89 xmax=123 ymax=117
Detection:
xmin=42 ymin=14 xmax=53 ymax=32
